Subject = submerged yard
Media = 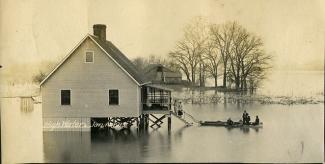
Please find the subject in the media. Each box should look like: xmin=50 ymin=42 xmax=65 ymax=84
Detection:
xmin=1 ymin=97 xmax=323 ymax=163
xmin=1 ymin=71 xmax=324 ymax=163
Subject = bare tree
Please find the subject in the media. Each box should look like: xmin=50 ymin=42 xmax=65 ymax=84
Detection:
xmin=168 ymin=51 xmax=192 ymax=82
xmin=132 ymin=57 xmax=148 ymax=71
xmin=202 ymin=36 xmax=222 ymax=87
xmin=168 ymin=19 xmax=272 ymax=90
xmin=33 ymin=71 xmax=47 ymax=83
xmin=132 ymin=54 xmax=170 ymax=71
xmin=247 ymin=65 xmax=269 ymax=90
xmin=209 ymin=22 xmax=237 ymax=88
xmin=227 ymin=23 xmax=247 ymax=90
xmin=31 ymin=60 xmax=57 ymax=84
xmin=227 ymin=22 xmax=272 ymax=90
xmin=169 ymin=17 xmax=207 ymax=85
xmin=148 ymin=54 xmax=167 ymax=65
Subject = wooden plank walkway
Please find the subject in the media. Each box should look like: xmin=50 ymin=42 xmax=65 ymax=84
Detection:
xmin=170 ymin=111 xmax=193 ymax=126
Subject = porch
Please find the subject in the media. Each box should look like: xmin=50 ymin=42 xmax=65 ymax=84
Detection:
xmin=141 ymin=84 xmax=172 ymax=113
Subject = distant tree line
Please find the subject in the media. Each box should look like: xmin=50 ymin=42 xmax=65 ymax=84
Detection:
xmin=132 ymin=55 xmax=166 ymax=71
xmin=32 ymin=61 xmax=57 ymax=83
xmin=169 ymin=17 xmax=272 ymax=91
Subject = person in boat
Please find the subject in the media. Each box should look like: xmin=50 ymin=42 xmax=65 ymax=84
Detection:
xmin=227 ymin=118 xmax=234 ymax=125
xmin=243 ymin=110 xmax=248 ymax=125
xmin=247 ymin=115 xmax=251 ymax=125
xmin=253 ymin=115 xmax=260 ymax=125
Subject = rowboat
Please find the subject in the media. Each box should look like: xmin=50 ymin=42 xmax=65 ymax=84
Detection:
xmin=199 ymin=120 xmax=263 ymax=128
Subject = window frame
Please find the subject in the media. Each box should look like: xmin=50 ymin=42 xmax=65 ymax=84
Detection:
xmin=84 ymin=51 xmax=94 ymax=63
xmin=61 ymin=89 xmax=71 ymax=106
xmin=108 ymin=89 xmax=119 ymax=105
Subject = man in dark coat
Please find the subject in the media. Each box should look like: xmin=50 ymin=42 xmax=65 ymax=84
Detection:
xmin=242 ymin=110 xmax=247 ymax=124
xmin=247 ymin=115 xmax=251 ymax=125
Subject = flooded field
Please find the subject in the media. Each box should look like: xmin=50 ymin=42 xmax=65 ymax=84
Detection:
xmin=172 ymin=71 xmax=324 ymax=105
xmin=1 ymin=98 xmax=323 ymax=163
xmin=1 ymin=71 xmax=324 ymax=163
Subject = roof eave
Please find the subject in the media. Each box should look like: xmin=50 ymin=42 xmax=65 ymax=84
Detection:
xmin=88 ymin=35 xmax=142 ymax=86
xmin=41 ymin=34 xmax=147 ymax=87
xmin=40 ymin=34 xmax=91 ymax=86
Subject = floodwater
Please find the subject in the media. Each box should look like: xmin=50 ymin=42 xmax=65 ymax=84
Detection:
xmin=1 ymin=99 xmax=323 ymax=163
xmin=1 ymin=71 xmax=324 ymax=163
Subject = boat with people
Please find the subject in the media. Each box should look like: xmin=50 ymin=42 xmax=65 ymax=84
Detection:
xmin=199 ymin=110 xmax=263 ymax=128
xmin=199 ymin=120 xmax=263 ymax=128
xmin=170 ymin=100 xmax=263 ymax=129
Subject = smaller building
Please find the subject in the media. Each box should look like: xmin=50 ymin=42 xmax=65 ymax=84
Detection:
xmin=143 ymin=64 xmax=182 ymax=84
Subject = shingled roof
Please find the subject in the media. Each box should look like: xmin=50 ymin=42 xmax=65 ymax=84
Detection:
xmin=40 ymin=34 xmax=148 ymax=86
xmin=89 ymin=35 xmax=147 ymax=84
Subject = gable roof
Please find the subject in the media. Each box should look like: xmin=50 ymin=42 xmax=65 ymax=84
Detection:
xmin=40 ymin=34 xmax=148 ymax=86
xmin=89 ymin=35 xmax=147 ymax=84
xmin=143 ymin=64 xmax=182 ymax=77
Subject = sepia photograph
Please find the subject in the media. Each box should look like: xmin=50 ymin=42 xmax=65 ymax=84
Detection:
xmin=0 ymin=0 xmax=324 ymax=163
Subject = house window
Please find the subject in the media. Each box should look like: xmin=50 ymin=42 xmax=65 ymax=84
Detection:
xmin=61 ymin=90 xmax=71 ymax=105
xmin=85 ymin=51 xmax=94 ymax=63
xmin=109 ymin=90 xmax=119 ymax=105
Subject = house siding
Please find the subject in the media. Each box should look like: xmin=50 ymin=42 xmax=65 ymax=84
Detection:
xmin=42 ymin=37 xmax=141 ymax=130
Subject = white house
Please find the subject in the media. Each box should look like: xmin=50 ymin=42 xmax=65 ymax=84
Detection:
xmin=41 ymin=24 xmax=172 ymax=131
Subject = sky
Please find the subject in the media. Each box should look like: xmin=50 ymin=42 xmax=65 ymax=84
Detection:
xmin=0 ymin=0 xmax=324 ymax=71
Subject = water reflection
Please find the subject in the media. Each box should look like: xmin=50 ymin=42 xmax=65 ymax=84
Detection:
xmin=225 ymin=126 xmax=260 ymax=134
xmin=240 ymin=127 xmax=250 ymax=134
xmin=91 ymin=129 xmax=144 ymax=163
xmin=43 ymin=125 xmax=195 ymax=163
xmin=43 ymin=127 xmax=176 ymax=163
xmin=43 ymin=131 xmax=91 ymax=163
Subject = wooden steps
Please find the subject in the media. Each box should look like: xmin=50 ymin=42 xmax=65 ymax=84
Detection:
xmin=170 ymin=111 xmax=193 ymax=126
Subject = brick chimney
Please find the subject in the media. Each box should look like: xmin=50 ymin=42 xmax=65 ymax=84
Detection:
xmin=93 ymin=24 xmax=106 ymax=41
